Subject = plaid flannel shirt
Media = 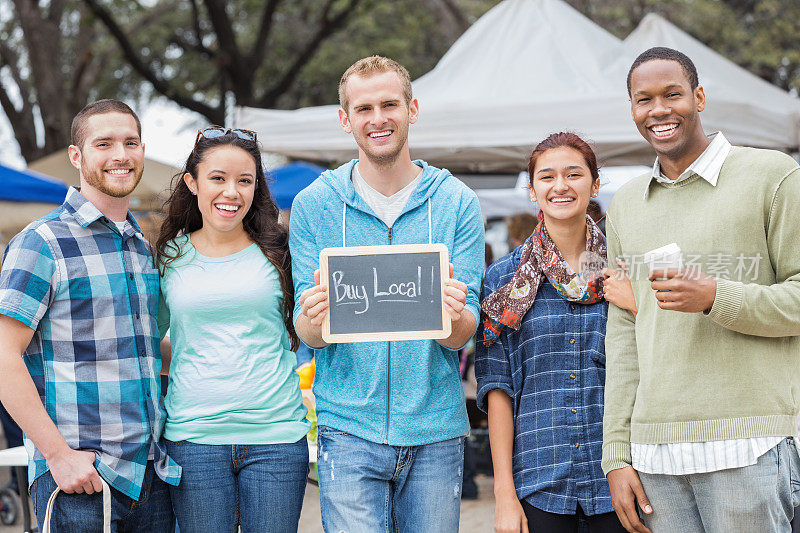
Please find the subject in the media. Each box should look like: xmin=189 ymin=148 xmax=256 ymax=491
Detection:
xmin=475 ymin=245 xmax=613 ymax=516
xmin=0 ymin=187 xmax=181 ymax=499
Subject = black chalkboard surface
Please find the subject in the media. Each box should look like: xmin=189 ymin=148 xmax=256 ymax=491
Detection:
xmin=320 ymin=244 xmax=451 ymax=343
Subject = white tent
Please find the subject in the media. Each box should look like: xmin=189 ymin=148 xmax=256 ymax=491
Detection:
xmin=237 ymin=0 xmax=650 ymax=172
xmin=237 ymin=0 xmax=800 ymax=174
xmin=472 ymin=173 xmax=536 ymax=220
xmin=613 ymin=13 xmax=800 ymax=150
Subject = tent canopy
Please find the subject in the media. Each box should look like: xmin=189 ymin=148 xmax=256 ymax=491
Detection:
xmin=237 ymin=0 xmax=800 ymax=174
xmin=0 ymin=165 xmax=67 ymax=240
xmin=0 ymin=164 xmax=68 ymax=204
xmin=268 ymin=161 xmax=328 ymax=210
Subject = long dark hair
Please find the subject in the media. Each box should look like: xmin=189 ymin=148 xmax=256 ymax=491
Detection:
xmin=155 ymin=133 xmax=299 ymax=351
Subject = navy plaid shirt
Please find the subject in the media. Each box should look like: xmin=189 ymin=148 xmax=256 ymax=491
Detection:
xmin=475 ymin=245 xmax=613 ymax=516
xmin=0 ymin=188 xmax=181 ymax=499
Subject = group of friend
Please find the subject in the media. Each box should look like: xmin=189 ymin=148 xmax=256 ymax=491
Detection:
xmin=0 ymin=46 xmax=798 ymax=533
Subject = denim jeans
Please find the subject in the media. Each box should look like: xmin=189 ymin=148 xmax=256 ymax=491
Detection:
xmin=316 ymin=425 xmax=465 ymax=533
xmin=31 ymin=460 xmax=174 ymax=533
xmin=166 ymin=438 xmax=308 ymax=533
xmin=638 ymin=437 xmax=800 ymax=532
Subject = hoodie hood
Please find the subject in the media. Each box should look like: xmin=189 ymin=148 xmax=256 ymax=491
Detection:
xmin=319 ymin=159 xmax=452 ymax=217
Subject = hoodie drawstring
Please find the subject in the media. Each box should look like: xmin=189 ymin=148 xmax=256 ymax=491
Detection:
xmin=427 ymin=198 xmax=432 ymax=244
xmin=342 ymin=203 xmax=347 ymax=246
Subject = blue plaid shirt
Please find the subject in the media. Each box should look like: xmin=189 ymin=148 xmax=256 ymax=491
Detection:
xmin=0 ymin=188 xmax=181 ymax=499
xmin=475 ymin=245 xmax=613 ymax=516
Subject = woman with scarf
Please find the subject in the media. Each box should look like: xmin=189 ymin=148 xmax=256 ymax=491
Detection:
xmin=476 ymin=132 xmax=635 ymax=533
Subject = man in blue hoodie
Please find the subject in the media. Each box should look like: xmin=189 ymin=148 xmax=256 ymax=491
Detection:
xmin=289 ymin=56 xmax=485 ymax=531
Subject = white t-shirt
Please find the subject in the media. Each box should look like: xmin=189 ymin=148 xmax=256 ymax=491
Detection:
xmin=352 ymin=164 xmax=421 ymax=228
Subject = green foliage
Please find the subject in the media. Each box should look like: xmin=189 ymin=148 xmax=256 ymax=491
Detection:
xmin=0 ymin=0 xmax=138 ymax=160
xmin=87 ymin=0 xmax=500 ymax=110
xmin=2 ymin=0 xmax=797 ymax=164
xmin=745 ymin=0 xmax=800 ymax=92
xmin=566 ymin=0 xmax=800 ymax=93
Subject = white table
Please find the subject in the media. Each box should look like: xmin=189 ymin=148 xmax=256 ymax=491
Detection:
xmin=0 ymin=446 xmax=27 ymax=467
xmin=0 ymin=446 xmax=34 ymax=532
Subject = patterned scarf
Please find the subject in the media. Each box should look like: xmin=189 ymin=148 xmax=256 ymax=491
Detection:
xmin=481 ymin=212 xmax=606 ymax=346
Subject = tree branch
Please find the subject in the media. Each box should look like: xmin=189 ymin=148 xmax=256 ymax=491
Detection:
xmin=71 ymin=48 xmax=94 ymax=103
xmin=12 ymin=0 xmax=72 ymax=154
xmin=247 ymin=0 xmax=282 ymax=72
xmin=0 ymin=41 xmax=33 ymax=107
xmin=201 ymin=0 xmax=244 ymax=76
xmin=82 ymin=0 xmax=223 ymax=123
xmin=257 ymin=0 xmax=365 ymax=107
xmin=194 ymin=73 xmax=222 ymax=92
xmin=69 ymin=8 xmax=98 ymax=111
xmin=0 ymin=79 xmax=22 ymax=124
xmin=133 ymin=2 xmax=176 ymax=30
xmin=76 ymin=44 xmax=115 ymax=108
xmin=186 ymin=0 xmax=215 ymax=57
xmin=46 ymin=0 xmax=67 ymax=25
xmin=169 ymin=33 xmax=213 ymax=58
xmin=440 ymin=0 xmax=469 ymax=30
xmin=0 ymin=80 xmax=41 ymax=161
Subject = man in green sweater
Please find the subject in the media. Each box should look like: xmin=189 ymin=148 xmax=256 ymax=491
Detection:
xmin=602 ymin=46 xmax=800 ymax=533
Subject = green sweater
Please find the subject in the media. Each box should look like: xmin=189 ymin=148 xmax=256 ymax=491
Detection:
xmin=601 ymin=146 xmax=800 ymax=474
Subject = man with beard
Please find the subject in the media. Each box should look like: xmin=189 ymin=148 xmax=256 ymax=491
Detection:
xmin=0 ymin=100 xmax=180 ymax=532
xmin=290 ymin=56 xmax=484 ymax=531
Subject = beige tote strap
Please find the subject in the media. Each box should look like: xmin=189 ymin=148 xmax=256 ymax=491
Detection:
xmin=41 ymin=477 xmax=112 ymax=533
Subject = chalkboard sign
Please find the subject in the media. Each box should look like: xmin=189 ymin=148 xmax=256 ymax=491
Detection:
xmin=320 ymin=243 xmax=451 ymax=343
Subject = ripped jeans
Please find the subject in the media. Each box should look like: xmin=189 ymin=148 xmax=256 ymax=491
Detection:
xmin=316 ymin=426 xmax=464 ymax=533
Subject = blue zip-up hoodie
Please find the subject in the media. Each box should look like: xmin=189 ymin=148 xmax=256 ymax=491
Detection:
xmin=289 ymin=159 xmax=485 ymax=445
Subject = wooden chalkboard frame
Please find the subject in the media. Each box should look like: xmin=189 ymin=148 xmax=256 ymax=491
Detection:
xmin=320 ymin=243 xmax=452 ymax=343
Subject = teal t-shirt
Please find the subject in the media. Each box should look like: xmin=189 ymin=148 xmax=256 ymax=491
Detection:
xmin=158 ymin=235 xmax=309 ymax=444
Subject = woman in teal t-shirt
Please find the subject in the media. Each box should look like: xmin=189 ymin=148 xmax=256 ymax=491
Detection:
xmin=154 ymin=128 xmax=310 ymax=532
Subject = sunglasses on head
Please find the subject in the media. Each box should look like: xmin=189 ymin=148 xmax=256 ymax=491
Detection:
xmin=195 ymin=126 xmax=257 ymax=145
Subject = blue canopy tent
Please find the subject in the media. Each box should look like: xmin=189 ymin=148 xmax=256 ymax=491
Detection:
xmin=0 ymin=164 xmax=68 ymax=204
xmin=267 ymin=161 xmax=326 ymax=210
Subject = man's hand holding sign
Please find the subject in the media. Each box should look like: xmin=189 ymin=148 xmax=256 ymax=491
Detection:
xmin=297 ymin=244 xmax=472 ymax=348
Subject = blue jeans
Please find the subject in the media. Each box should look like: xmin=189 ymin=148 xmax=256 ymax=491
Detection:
xmin=166 ymin=438 xmax=308 ymax=533
xmin=316 ymin=425 xmax=465 ymax=533
xmin=31 ymin=460 xmax=174 ymax=533
xmin=638 ymin=437 xmax=800 ymax=532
